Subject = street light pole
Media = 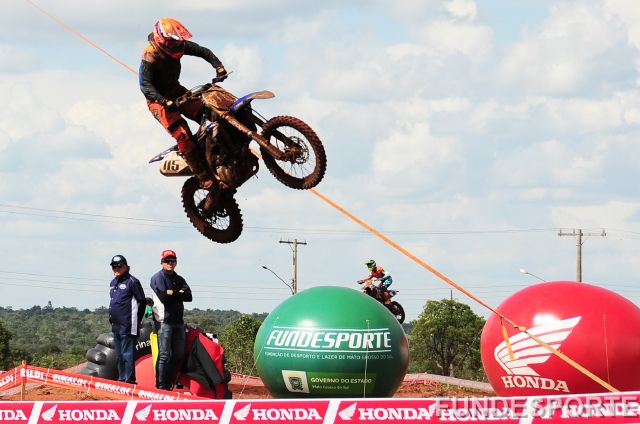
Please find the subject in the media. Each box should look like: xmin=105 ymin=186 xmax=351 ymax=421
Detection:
xmin=261 ymin=265 xmax=295 ymax=295
xmin=519 ymin=268 xmax=546 ymax=282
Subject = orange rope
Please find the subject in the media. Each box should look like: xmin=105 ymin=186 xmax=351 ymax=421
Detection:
xmin=25 ymin=0 xmax=138 ymax=76
xmin=24 ymin=0 xmax=618 ymax=393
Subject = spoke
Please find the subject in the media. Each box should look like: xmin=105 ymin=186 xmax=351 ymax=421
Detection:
xmin=194 ymin=189 xmax=230 ymax=230
xmin=269 ymin=126 xmax=317 ymax=179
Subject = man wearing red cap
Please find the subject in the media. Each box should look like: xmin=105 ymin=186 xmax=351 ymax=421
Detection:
xmin=150 ymin=249 xmax=193 ymax=390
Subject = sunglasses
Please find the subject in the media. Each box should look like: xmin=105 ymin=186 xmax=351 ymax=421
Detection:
xmin=111 ymin=264 xmax=124 ymax=269
xmin=163 ymin=259 xmax=177 ymax=264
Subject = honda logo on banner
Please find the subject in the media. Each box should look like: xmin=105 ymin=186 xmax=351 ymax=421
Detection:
xmin=0 ymin=403 xmax=32 ymax=423
xmin=39 ymin=402 xmax=127 ymax=423
xmin=230 ymin=401 xmax=328 ymax=423
xmin=131 ymin=401 xmax=225 ymax=423
xmin=335 ymin=400 xmax=439 ymax=422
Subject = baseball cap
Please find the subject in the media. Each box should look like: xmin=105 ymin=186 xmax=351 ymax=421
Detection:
xmin=110 ymin=255 xmax=127 ymax=267
xmin=161 ymin=249 xmax=177 ymax=261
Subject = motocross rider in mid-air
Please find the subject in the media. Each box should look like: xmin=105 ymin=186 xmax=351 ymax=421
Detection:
xmin=139 ymin=18 xmax=228 ymax=189
xmin=358 ymin=259 xmax=394 ymax=304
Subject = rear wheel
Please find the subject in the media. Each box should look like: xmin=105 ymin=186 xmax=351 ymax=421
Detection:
xmin=181 ymin=177 xmax=243 ymax=243
xmin=388 ymin=302 xmax=405 ymax=323
xmin=260 ymin=115 xmax=326 ymax=189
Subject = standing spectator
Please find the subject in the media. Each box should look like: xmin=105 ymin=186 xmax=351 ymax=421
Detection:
xmin=108 ymin=255 xmax=145 ymax=384
xmin=150 ymin=249 xmax=193 ymax=390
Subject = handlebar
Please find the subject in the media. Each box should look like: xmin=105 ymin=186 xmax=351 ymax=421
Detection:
xmin=175 ymin=72 xmax=232 ymax=107
xmin=175 ymin=83 xmax=211 ymax=107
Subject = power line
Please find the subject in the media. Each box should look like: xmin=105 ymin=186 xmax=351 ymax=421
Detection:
xmin=1 ymin=204 xmax=565 ymax=235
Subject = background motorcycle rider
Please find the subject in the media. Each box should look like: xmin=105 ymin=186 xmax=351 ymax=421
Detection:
xmin=358 ymin=259 xmax=393 ymax=304
xmin=139 ymin=18 xmax=228 ymax=189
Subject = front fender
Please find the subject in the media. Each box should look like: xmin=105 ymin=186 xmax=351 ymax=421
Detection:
xmin=230 ymin=90 xmax=275 ymax=114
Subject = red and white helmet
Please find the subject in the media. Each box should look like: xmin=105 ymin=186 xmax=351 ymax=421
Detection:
xmin=152 ymin=18 xmax=192 ymax=59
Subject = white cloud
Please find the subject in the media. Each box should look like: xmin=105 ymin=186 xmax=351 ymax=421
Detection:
xmin=543 ymin=97 xmax=625 ymax=133
xmin=419 ymin=20 xmax=492 ymax=62
xmin=372 ymin=121 xmax=460 ymax=192
xmin=445 ymin=0 xmax=477 ymax=20
xmin=604 ymin=0 xmax=640 ymax=49
xmin=489 ymin=138 xmax=604 ymax=194
xmin=499 ymin=2 xmax=635 ymax=96
xmin=0 ymin=82 xmax=63 ymax=141
xmin=0 ymin=44 xmax=41 ymax=73
xmin=551 ymin=201 xmax=640 ymax=228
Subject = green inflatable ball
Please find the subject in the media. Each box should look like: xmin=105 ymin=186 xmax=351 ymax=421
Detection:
xmin=254 ymin=286 xmax=409 ymax=398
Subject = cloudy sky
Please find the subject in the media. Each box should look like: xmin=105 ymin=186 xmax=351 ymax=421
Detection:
xmin=1 ymin=0 xmax=640 ymax=321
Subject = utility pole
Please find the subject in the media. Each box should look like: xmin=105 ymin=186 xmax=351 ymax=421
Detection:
xmin=279 ymin=239 xmax=307 ymax=294
xmin=558 ymin=229 xmax=606 ymax=282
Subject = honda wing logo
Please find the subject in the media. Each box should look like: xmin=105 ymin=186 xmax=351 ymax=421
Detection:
xmin=494 ymin=316 xmax=581 ymax=376
xmin=339 ymin=403 xmax=357 ymax=420
xmin=41 ymin=405 xmax=57 ymax=421
xmin=234 ymin=404 xmax=251 ymax=421
xmin=135 ymin=405 xmax=152 ymax=421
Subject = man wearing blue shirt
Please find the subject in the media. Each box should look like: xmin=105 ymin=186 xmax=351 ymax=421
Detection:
xmin=108 ymin=255 xmax=145 ymax=384
xmin=150 ymin=249 xmax=193 ymax=390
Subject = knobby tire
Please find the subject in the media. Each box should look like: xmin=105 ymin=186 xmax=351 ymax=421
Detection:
xmin=260 ymin=115 xmax=327 ymax=189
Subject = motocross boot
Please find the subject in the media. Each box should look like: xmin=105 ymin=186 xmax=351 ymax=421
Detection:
xmin=183 ymin=149 xmax=214 ymax=190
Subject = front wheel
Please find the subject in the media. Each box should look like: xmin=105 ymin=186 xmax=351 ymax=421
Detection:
xmin=388 ymin=302 xmax=405 ymax=323
xmin=181 ymin=177 xmax=243 ymax=243
xmin=260 ymin=116 xmax=327 ymax=189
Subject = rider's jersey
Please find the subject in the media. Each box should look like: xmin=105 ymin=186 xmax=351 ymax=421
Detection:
xmin=139 ymin=34 xmax=223 ymax=103
xmin=368 ymin=266 xmax=393 ymax=287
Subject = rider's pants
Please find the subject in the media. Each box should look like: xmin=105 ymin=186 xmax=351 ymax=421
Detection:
xmin=147 ymin=98 xmax=205 ymax=154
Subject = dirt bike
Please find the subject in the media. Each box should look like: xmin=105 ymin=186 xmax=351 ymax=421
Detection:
xmin=149 ymin=75 xmax=327 ymax=243
xmin=357 ymin=278 xmax=405 ymax=323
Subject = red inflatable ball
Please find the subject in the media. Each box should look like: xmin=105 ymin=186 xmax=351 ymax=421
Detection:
xmin=481 ymin=281 xmax=640 ymax=396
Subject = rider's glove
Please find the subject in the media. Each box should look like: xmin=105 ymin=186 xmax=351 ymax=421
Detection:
xmin=161 ymin=99 xmax=178 ymax=111
xmin=215 ymin=66 xmax=228 ymax=82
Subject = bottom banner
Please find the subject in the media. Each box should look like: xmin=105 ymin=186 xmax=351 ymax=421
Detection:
xmin=2 ymin=392 xmax=640 ymax=424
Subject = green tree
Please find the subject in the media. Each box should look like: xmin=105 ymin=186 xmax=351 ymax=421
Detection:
xmin=219 ymin=315 xmax=262 ymax=375
xmin=0 ymin=319 xmax=12 ymax=369
xmin=409 ymin=299 xmax=485 ymax=379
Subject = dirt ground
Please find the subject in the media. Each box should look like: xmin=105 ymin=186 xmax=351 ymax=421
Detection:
xmin=1 ymin=380 xmax=492 ymax=401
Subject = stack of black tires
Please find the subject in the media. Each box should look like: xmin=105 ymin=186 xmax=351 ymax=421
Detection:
xmin=78 ymin=322 xmax=153 ymax=380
